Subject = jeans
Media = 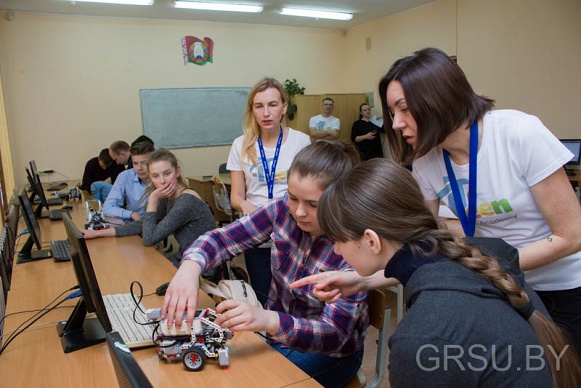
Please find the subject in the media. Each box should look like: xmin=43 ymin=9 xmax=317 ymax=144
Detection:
xmin=270 ymin=342 xmax=363 ymax=388
xmin=90 ymin=181 xmax=113 ymax=203
xmin=243 ymin=247 xmax=272 ymax=306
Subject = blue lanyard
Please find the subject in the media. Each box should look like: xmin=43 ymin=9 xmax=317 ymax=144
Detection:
xmin=443 ymin=121 xmax=478 ymax=237
xmin=257 ymin=127 xmax=283 ymax=199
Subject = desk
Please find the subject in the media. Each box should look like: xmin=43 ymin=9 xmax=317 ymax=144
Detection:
xmin=1 ymin=190 xmax=318 ymax=387
xmin=187 ymin=174 xmax=232 ymax=225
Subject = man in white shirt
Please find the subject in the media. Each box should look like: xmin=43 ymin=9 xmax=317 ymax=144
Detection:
xmin=309 ymin=97 xmax=340 ymax=140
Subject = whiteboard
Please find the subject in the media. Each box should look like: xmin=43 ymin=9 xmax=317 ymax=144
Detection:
xmin=140 ymin=87 xmax=249 ymax=149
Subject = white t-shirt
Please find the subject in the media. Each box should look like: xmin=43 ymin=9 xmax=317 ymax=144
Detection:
xmin=309 ymin=115 xmax=340 ymax=131
xmin=227 ymin=128 xmax=311 ymax=208
xmin=413 ymin=109 xmax=580 ymax=291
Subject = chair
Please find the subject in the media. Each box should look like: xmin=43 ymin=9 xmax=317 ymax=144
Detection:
xmin=346 ymin=288 xmax=392 ymax=388
xmin=387 ymin=283 xmax=404 ymax=323
xmin=212 ymin=176 xmax=241 ymax=225
xmin=218 ymin=163 xmax=228 ymax=174
xmin=1 ymin=202 xmax=20 ymax=302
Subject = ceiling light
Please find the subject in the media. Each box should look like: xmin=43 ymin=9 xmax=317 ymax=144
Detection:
xmin=71 ymin=0 xmax=154 ymax=5
xmin=279 ymin=8 xmax=353 ymax=21
xmin=173 ymin=1 xmax=263 ymax=13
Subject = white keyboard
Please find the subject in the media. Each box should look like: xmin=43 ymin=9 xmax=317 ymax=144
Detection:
xmin=103 ymin=293 xmax=155 ymax=348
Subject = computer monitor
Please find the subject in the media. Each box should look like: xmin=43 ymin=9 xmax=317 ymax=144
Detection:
xmin=57 ymin=213 xmax=113 ymax=353
xmin=561 ymin=139 xmax=581 ymax=166
xmin=25 ymin=168 xmax=37 ymax=203
xmin=29 ymin=160 xmax=38 ymax=175
xmin=32 ymin=171 xmax=53 ymax=210
xmin=16 ymin=188 xmax=52 ymax=264
xmin=106 ymin=331 xmax=153 ymax=388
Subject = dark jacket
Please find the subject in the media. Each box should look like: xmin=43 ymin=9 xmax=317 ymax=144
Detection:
xmin=387 ymin=238 xmax=552 ymax=387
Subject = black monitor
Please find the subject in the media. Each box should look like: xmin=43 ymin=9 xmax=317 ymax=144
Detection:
xmin=25 ymin=168 xmax=52 ymax=218
xmin=106 ymin=331 xmax=153 ymax=388
xmin=57 ymin=212 xmax=113 ymax=353
xmin=561 ymin=139 xmax=581 ymax=166
xmin=25 ymin=168 xmax=37 ymax=203
xmin=16 ymin=188 xmax=52 ymax=263
xmin=32 ymin=171 xmax=53 ymax=209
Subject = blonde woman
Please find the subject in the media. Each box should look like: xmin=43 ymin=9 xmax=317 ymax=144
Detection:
xmin=227 ymin=77 xmax=310 ymax=305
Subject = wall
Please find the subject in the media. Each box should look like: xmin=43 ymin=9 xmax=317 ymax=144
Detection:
xmin=457 ymin=0 xmax=581 ymax=138
xmin=0 ymin=14 xmax=344 ymax=187
xmin=1 ymin=0 xmax=580 ymax=188
xmin=344 ymin=0 xmax=581 ymax=139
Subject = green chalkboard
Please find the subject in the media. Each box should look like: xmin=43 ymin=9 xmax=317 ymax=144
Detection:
xmin=140 ymin=87 xmax=250 ymax=149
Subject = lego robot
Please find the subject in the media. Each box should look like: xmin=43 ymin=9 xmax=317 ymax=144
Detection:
xmin=84 ymin=200 xmax=109 ymax=230
xmin=155 ymin=308 xmax=233 ymax=371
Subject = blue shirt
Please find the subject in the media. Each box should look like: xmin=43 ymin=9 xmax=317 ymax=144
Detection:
xmin=183 ymin=195 xmax=369 ymax=357
xmin=102 ymin=169 xmax=148 ymax=220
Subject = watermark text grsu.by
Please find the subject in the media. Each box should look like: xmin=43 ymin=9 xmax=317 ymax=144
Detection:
xmin=416 ymin=344 xmax=569 ymax=372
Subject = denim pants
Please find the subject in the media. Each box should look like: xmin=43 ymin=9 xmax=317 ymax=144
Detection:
xmin=243 ymin=247 xmax=272 ymax=306
xmin=269 ymin=342 xmax=363 ymax=388
xmin=90 ymin=181 xmax=113 ymax=203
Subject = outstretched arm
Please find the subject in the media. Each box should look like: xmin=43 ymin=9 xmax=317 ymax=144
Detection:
xmin=290 ymin=270 xmax=398 ymax=303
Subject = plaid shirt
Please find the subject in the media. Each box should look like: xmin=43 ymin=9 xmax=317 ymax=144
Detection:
xmin=183 ymin=196 xmax=369 ymax=357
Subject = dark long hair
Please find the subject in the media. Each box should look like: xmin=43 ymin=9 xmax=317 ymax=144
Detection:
xmin=378 ymin=47 xmax=494 ymax=165
xmin=319 ymin=158 xmax=581 ymax=386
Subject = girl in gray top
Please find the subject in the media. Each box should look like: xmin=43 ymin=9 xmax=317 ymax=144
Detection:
xmin=83 ymin=149 xmax=216 ymax=267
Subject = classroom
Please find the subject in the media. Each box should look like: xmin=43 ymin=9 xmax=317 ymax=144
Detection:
xmin=0 ymin=0 xmax=579 ymax=196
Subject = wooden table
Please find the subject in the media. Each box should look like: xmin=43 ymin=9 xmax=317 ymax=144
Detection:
xmin=0 ymin=190 xmax=318 ymax=387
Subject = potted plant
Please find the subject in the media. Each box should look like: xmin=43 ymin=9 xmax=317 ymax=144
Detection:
xmin=283 ymin=78 xmax=305 ymax=120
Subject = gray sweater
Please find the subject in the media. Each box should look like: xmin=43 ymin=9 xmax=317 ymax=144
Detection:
xmin=115 ymin=193 xmax=216 ymax=264
xmin=387 ymin=238 xmax=552 ymax=388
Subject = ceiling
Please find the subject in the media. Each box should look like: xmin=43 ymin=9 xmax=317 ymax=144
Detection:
xmin=0 ymin=0 xmax=436 ymax=30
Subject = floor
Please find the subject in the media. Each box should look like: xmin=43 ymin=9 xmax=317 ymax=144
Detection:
xmin=358 ymin=291 xmax=398 ymax=388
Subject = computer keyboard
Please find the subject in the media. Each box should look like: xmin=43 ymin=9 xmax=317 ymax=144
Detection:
xmin=50 ymin=239 xmax=71 ymax=262
xmin=48 ymin=182 xmax=68 ymax=191
xmin=49 ymin=208 xmax=69 ymax=221
xmin=47 ymin=197 xmax=63 ymax=206
xmin=103 ymin=293 xmax=155 ymax=348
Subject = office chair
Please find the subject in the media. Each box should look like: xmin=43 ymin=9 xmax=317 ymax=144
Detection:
xmin=346 ymin=288 xmax=392 ymax=388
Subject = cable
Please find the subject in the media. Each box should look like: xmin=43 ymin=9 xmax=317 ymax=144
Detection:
xmin=0 ymin=285 xmax=80 ymax=355
xmin=0 ymin=305 xmax=75 ymax=328
xmin=1 ymin=320 xmax=73 ymax=338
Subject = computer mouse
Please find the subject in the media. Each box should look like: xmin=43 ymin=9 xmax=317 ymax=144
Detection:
xmin=156 ymin=282 xmax=170 ymax=296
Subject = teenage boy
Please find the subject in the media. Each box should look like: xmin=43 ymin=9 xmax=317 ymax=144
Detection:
xmin=103 ymin=142 xmax=154 ymax=222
